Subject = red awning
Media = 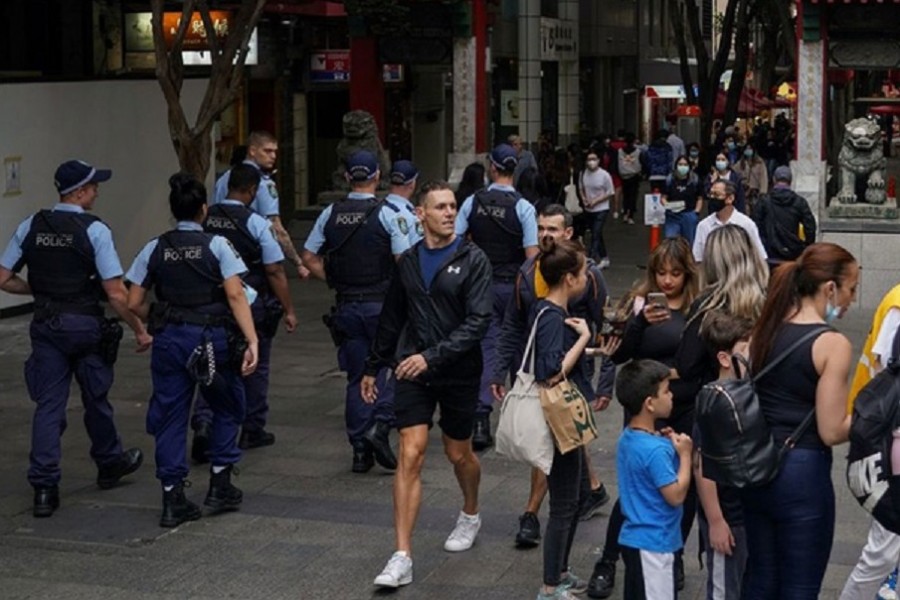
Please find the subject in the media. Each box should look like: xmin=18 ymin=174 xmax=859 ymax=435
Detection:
xmin=713 ymin=88 xmax=769 ymax=117
xmin=870 ymin=104 xmax=900 ymax=115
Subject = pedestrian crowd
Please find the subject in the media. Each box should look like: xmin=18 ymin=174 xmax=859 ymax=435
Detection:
xmin=0 ymin=124 xmax=894 ymax=600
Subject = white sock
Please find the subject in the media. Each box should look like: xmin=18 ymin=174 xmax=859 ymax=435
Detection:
xmin=394 ymin=550 xmax=409 ymax=558
xmin=163 ymin=485 xmax=174 ymax=492
xmin=212 ymin=465 xmax=226 ymax=474
xmin=461 ymin=511 xmax=479 ymax=521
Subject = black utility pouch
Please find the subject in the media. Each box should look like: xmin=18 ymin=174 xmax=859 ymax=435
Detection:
xmin=259 ymin=303 xmax=285 ymax=338
xmin=226 ymin=327 xmax=249 ymax=372
xmin=322 ymin=306 xmax=345 ymax=347
xmin=99 ymin=318 xmax=124 ymax=365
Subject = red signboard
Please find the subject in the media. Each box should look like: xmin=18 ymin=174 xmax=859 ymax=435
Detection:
xmin=162 ymin=11 xmax=231 ymax=51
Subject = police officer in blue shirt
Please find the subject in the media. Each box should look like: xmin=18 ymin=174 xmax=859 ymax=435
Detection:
xmin=386 ymin=160 xmax=423 ymax=246
xmin=125 ymin=173 xmax=259 ymax=528
xmin=301 ymin=150 xmax=410 ymax=473
xmin=213 ymin=131 xmax=311 ymax=280
xmin=455 ymin=144 xmax=539 ymax=450
xmin=192 ymin=164 xmax=297 ymax=458
xmin=0 ymin=160 xmax=150 ymax=518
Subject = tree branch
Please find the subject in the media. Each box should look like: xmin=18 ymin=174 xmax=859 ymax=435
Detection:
xmin=669 ymin=0 xmax=696 ymax=104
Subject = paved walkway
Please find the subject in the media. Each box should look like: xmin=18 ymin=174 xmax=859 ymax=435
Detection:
xmin=0 ymin=213 xmax=880 ymax=599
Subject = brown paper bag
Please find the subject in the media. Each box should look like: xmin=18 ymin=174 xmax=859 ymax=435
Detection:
xmin=539 ymin=379 xmax=598 ymax=454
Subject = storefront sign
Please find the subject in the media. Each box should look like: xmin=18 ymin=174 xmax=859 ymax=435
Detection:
xmin=540 ymin=18 xmax=577 ymax=62
xmin=310 ymin=50 xmax=403 ymax=83
xmin=162 ymin=11 xmax=232 ymax=51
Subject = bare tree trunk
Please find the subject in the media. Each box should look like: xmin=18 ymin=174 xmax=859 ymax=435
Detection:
xmin=723 ymin=0 xmax=752 ymax=127
xmin=669 ymin=0 xmax=697 ymax=104
xmin=150 ymin=0 xmax=267 ymax=181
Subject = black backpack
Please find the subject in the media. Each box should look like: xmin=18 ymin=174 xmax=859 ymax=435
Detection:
xmin=695 ymin=326 xmax=829 ymax=488
xmin=846 ymin=326 xmax=900 ymax=534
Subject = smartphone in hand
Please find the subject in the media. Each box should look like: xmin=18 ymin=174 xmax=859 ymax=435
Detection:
xmin=647 ymin=292 xmax=670 ymax=316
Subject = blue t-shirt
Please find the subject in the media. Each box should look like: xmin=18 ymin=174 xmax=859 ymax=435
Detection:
xmin=418 ymin=237 xmax=462 ymax=290
xmin=617 ymin=427 xmax=683 ymax=553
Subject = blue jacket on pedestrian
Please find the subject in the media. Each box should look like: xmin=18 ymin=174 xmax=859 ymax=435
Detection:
xmin=642 ymin=140 xmax=673 ymax=178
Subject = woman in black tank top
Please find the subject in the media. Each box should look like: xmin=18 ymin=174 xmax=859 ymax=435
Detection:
xmin=740 ymin=243 xmax=859 ymax=600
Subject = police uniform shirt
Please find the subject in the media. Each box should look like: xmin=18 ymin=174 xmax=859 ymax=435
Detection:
xmin=212 ymin=160 xmax=280 ymax=218
xmin=304 ymin=193 xmax=412 ymax=256
xmin=0 ymin=203 xmax=124 ymax=280
xmin=454 ymin=183 xmax=539 ymax=248
xmin=212 ymin=199 xmax=285 ymax=265
xmin=385 ymin=192 xmax=423 ymax=246
xmin=125 ymin=221 xmax=248 ymax=288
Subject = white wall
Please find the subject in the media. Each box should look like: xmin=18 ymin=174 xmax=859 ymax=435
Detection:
xmin=0 ymin=79 xmax=208 ymax=310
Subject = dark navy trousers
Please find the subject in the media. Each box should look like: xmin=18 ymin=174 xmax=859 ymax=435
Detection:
xmin=194 ymin=304 xmax=272 ymax=434
xmin=333 ymin=301 xmax=394 ymax=446
xmin=26 ymin=314 xmax=124 ymax=487
xmin=149 ymin=323 xmax=244 ymax=486
xmin=476 ymin=280 xmax=509 ymax=416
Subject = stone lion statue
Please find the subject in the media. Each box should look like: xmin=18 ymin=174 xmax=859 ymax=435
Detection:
xmin=835 ymin=117 xmax=887 ymax=205
xmin=332 ymin=110 xmax=391 ymax=191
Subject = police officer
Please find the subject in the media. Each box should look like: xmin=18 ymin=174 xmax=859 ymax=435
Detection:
xmin=386 ymin=160 xmax=423 ymax=246
xmin=0 ymin=160 xmax=149 ymax=517
xmin=192 ymin=164 xmax=297 ymax=456
xmin=455 ymin=144 xmax=539 ymax=450
xmin=213 ymin=131 xmax=310 ymax=280
xmin=125 ymin=173 xmax=259 ymax=528
xmin=300 ymin=150 xmax=410 ymax=473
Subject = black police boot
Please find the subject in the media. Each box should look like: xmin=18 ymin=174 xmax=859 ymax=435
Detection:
xmin=238 ymin=428 xmax=276 ymax=450
xmin=514 ymin=511 xmax=541 ymax=548
xmin=33 ymin=486 xmax=59 ymax=518
xmin=587 ymin=560 xmax=616 ymax=599
xmin=363 ymin=421 xmax=397 ymax=470
xmin=160 ymin=482 xmax=202 ymax=528
xmin=191 ymin=423 xmax=211 ymax=464
xmin=352 ymin=441 xmax=374 ymax=474
xmin=204 ymin=465 xmax=242 ymax=511
xmin=471 ymin=414 xmax=493 ymax=451
xmin=97 ymin=447 xmax=144 ymax=490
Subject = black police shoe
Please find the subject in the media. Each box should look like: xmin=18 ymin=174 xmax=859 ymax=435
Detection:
xmin=514 ymin=511 xmax=541 ymax=548
xmin=238 ymin=428 xmax=276 ymax=450
xmin=204 ymin=465 xmax=242 ymax=511
xmin=33 ymin=486 xmax=59 ymax=518
xmin=160 ymin=482 xmax=202 ymax=528
xmin=352 ymin=442 xmax=374 ymax=474
xmin=363 ymin=421 xmax=397 ymax=470
xmin=97 ymin=448 xmax=144 ymax=490
xmin=471 ymin=415 xmax=493 ymax=451
xmin=191 ymin=423 xmax=211 ymax=464
xmin=587 ymin=560 xmax=616 ymax=599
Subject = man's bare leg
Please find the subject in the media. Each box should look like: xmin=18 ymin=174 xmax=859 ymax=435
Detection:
xmin=525 ymin=466 xmax=549 ymax=514
xmin=395 ymin=425 xmax=430 ymax=555
xmin=442 ymin=434 xmax=480 ymax=514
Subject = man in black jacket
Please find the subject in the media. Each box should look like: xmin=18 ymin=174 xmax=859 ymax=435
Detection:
xmin=363 ymin=181 xmax=492 ymax=589
xmin=754 ymin=166 xmax=816 ymax=266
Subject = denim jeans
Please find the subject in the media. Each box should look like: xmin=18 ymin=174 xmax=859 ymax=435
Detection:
xmin=740 ymin=448 xmax=835 ymax=600
xmin=663 ymin=210 xmax=700 ymax=247
xmin=544 ymin=445 xmax=589 ymax=586
xmin=586 ymin=209 xmax=609 ymax=261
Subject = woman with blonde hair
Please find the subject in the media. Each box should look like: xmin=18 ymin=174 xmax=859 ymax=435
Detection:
xmin=586 ymin=237 xmax=701 ymax=597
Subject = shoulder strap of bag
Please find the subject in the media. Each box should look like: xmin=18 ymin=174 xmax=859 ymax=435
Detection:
xmin=752 ymin=325 xmax=832 ymax=383
xmin=520 ymin=306 xmax=552 ymax=374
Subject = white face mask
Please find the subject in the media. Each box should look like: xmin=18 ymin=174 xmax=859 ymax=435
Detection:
xmin=586 ymin=159 xmax=599 ymax=170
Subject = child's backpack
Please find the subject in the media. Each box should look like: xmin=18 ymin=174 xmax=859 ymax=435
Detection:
xmin=695 ymin=326 xmax=829 ymax=488
xmin=847 ymin=326 xmax=900 ymax=534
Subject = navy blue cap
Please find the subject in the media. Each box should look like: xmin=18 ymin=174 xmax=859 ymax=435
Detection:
xmin=54 ymin=160 xmax=112 ymax=195
xmin=389 ymin=160 xmax=419 ymax=185
xmin=773 ymin=165 xmax=792 ymax=183
xmin=346 ymin=150 xmax=379 ymax=182
xmin=489 ymin=144 xmax=518 ymax=172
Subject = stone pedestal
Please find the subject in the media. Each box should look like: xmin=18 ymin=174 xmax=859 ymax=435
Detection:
xmin=827 ymin=198 xmax=899 ymax=219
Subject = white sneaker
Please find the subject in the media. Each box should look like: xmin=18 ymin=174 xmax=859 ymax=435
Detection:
xmin=444 ymin=511 xmax=481 ymax=552
xmin=599 ymin=258 xmax=610 ymax=269
xmin=612 ymin=211 xmax=619 ymax=220
xmin=373 ymin=551 xmax=413 ymax=588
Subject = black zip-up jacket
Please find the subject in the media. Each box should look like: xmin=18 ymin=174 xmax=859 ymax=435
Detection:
xmin=364 ymin=239 xmax=493 ymax=385
xmin=754 ymin=185 xmax=817 ymax=262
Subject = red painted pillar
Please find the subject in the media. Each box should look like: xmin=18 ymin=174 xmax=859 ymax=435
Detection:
xmin=349 ymin=36 xmax=385 ymax=143
xmin=473 ymin=0 xmax=488 ymax=152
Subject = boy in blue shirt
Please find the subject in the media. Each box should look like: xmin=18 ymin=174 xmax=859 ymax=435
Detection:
xmin=615 ymin=359 xmax=692 ymax=599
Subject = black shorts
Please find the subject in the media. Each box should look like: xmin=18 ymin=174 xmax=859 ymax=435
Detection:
xmin=394 ymin=380 xmax=479 ymax=441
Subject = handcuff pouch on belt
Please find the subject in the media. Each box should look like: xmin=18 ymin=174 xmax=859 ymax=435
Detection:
xmin=322 ymin=305 xmax=345 ymax=347
xmin=98 ymin=318 xmax=124 ymax=365
xmin=226 ymin=326 xmax=249 ymax=372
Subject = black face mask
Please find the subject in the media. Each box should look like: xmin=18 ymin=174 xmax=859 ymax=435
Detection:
xmin=708 ymin=197 xmax=725 ymax=213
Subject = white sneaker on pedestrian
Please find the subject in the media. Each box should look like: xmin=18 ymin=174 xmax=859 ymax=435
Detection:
xmin=444 ymin=511 xmax=481 ymax=552
xmin=373 ymin=551 xmax=413 ymax=588
xmin=612 ymin=211 xmax=619 ymax=220
xmin=626 ymin=217 xmax=635 ymax=225
xmin=599 ymin=258 xmax=610 ymax=269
